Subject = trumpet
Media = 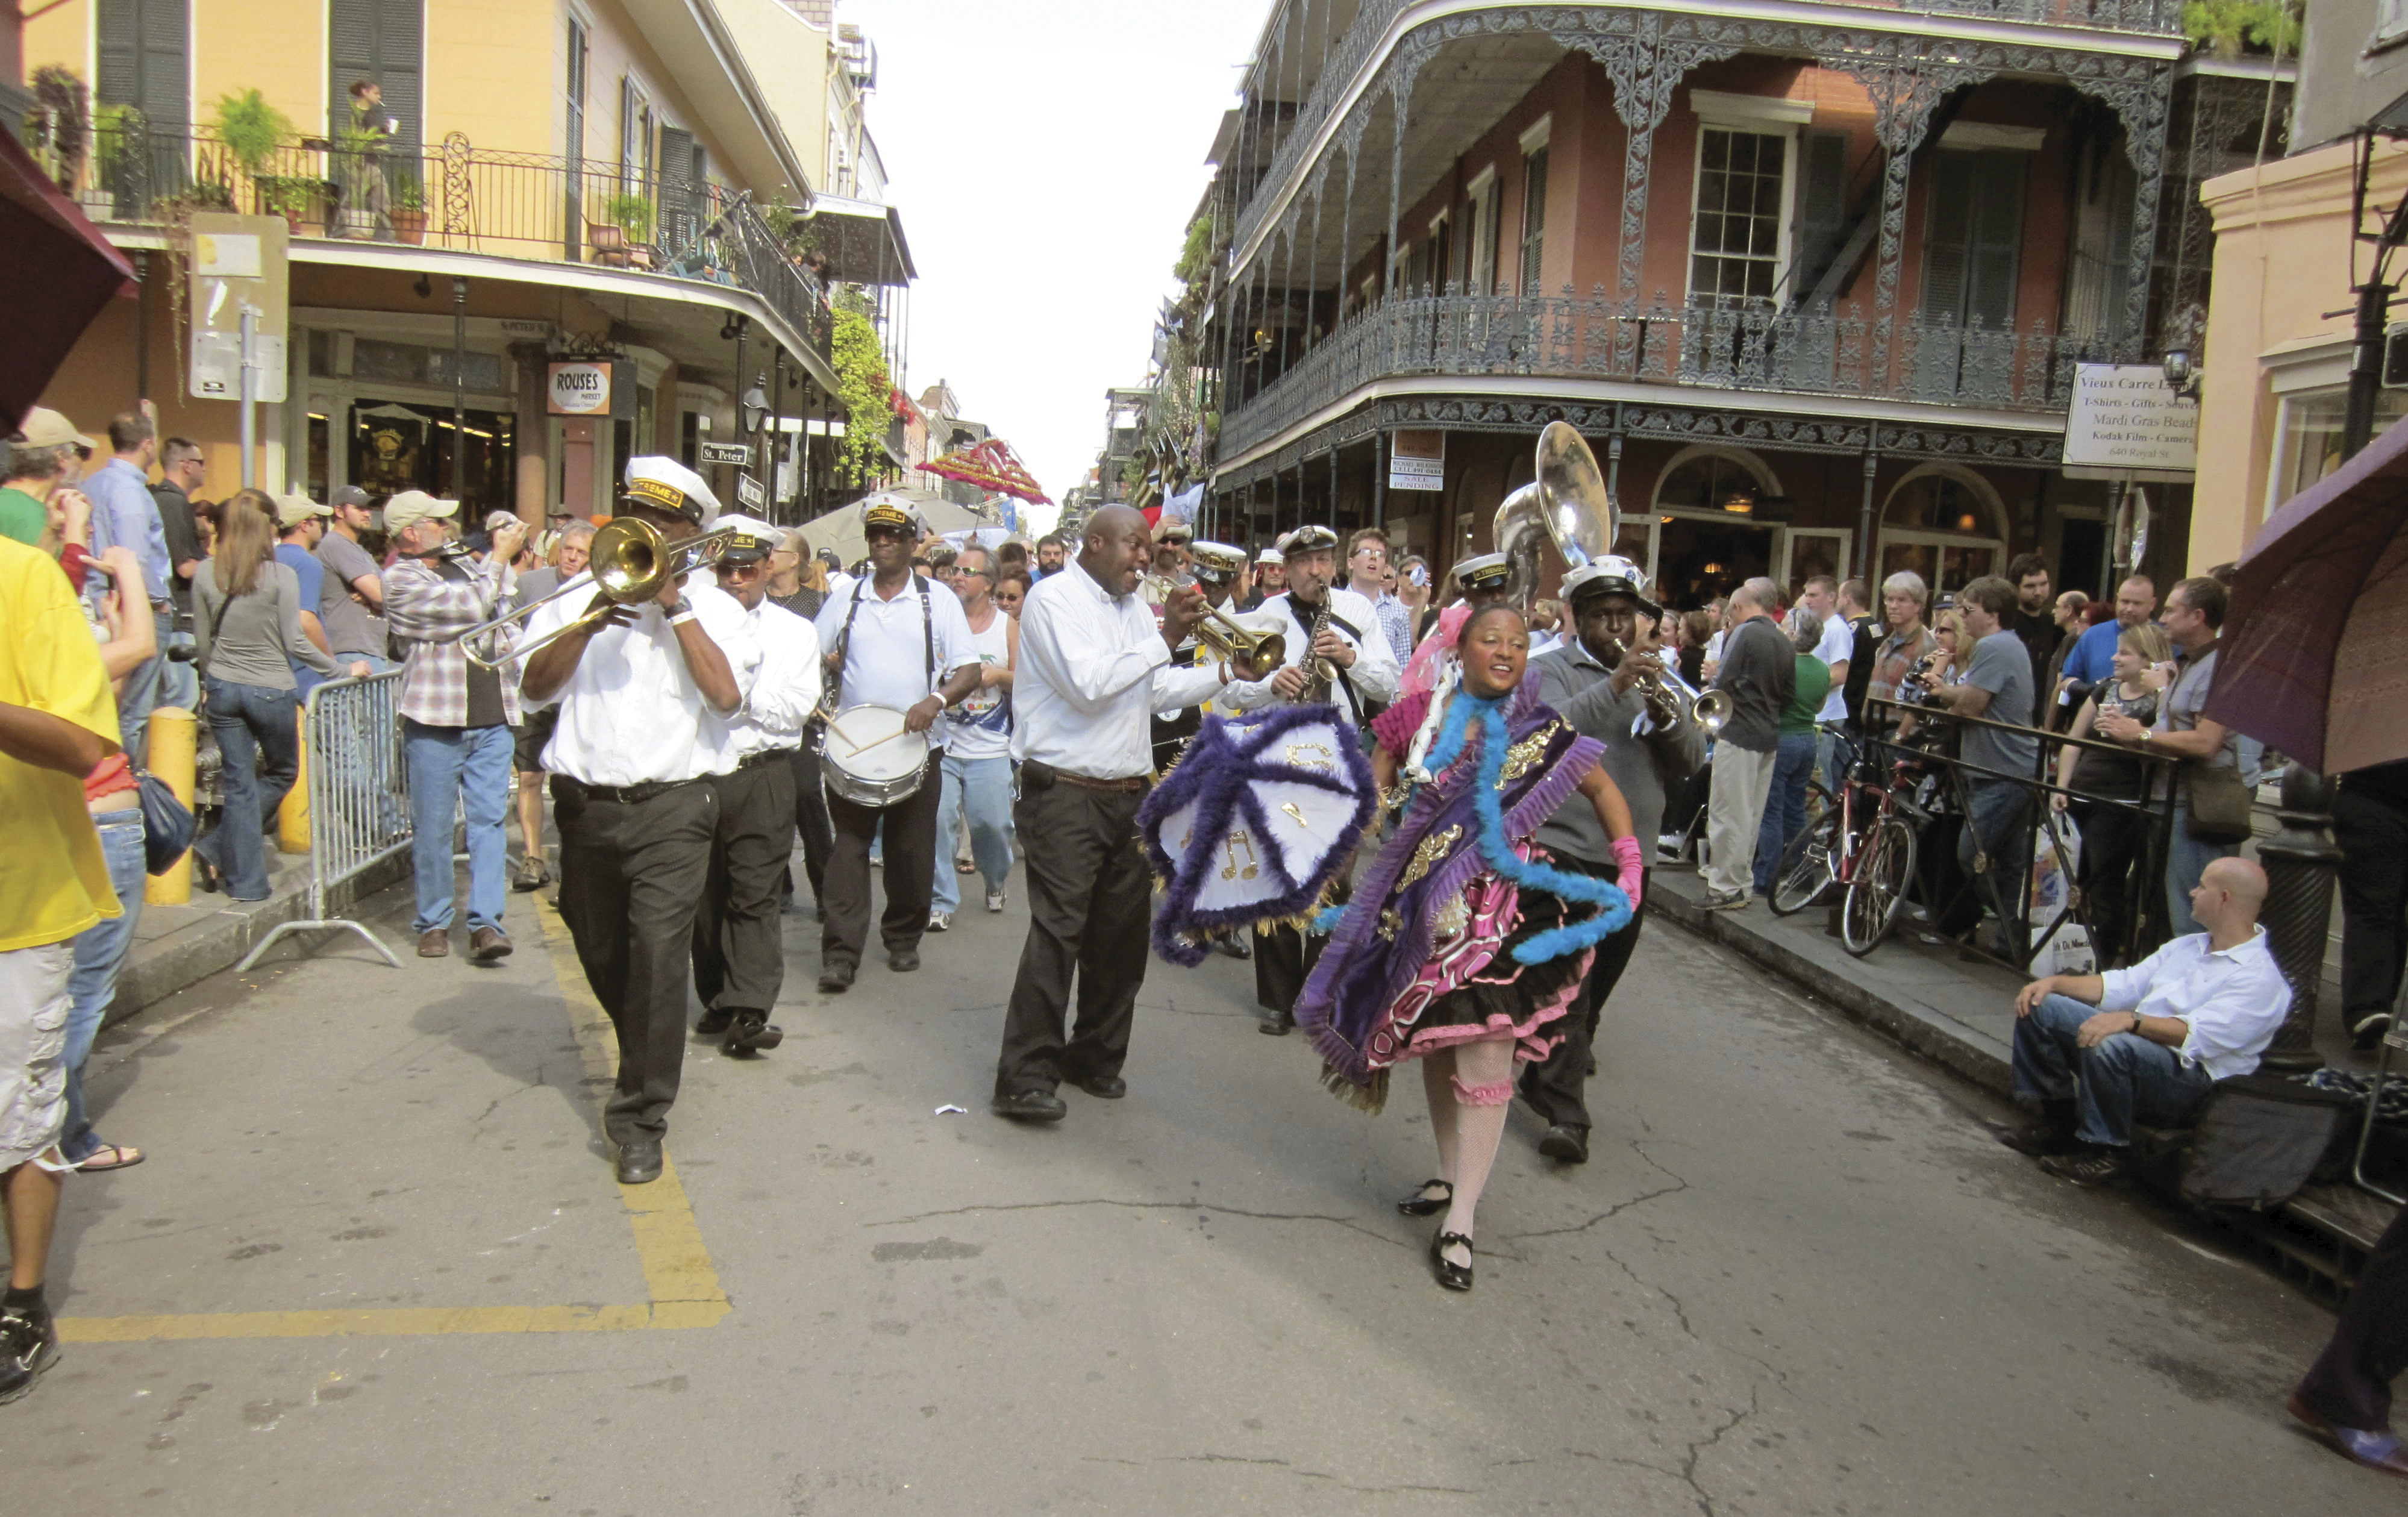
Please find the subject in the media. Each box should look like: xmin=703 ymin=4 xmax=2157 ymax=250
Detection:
xmin=1601 ymin=635 xmax=1688 ymax=726
xmin=454 ymin=516 xmax=742 ymax=670
xmin=1140 ymin=573 xmax=1289 ymax=682
xmin=1691 ymin=687 xmax=1734 ymax=736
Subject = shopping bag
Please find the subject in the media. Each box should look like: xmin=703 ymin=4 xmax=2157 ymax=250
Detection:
xmin=2026 ymin=810 xmax=2097 ymax=977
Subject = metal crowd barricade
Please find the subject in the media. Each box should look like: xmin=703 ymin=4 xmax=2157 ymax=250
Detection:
xmin=237 ymin=671 xmax=412 ymax=970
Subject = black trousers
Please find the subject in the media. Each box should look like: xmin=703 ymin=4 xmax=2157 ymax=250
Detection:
xmin=1254 ymin=922 xmax=1325 ymax=1018
xmin=821 ymin=745 xmax=944 ymax=966
xmin=787 ymin=722 xmax=833 ymax=905
xmin=1520 ymin=860 xmax=1648 ymax=1131
xmin=993 ymin=778 xmax=1152 ymax=1096
xmin=552 ymin=776 xmax=717 ymax=1146
xmin=2075 ymin=799 xmax=2150 ymax=967
xmin=692 ymin=757 xmax=796 ymax=1019
xmin=2299 ymin=1201 xmax=2408 ymax=1431
xmin=2336 ymin=786 xmax=2408 ymax=1024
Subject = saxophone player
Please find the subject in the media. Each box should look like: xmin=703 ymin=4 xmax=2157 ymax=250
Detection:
xmin=1223 ymin=524 xmax=1401 ymax=1032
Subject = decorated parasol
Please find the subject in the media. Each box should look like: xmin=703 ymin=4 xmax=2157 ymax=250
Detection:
xmin=921 ymin=437 xmax=1052 ymax=505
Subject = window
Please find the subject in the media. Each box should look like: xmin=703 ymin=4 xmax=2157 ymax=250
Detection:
xmin=1466 ymin=170 xmax=1500 ymax=295
xmin=2382 ymin=0 xmax=2408 ymax=44
xmin=2269 ymin=387 xmax=2408 ymax=512
xmin=1427 ymin=211 xmax=1451 ymax=295
xmin=1518 ymin=146 xmax=1549 ymax=295
xmin=1788 ymin=131 xmax=1849 ymax=304
xmin=98 ymin=0 xmax=189 ymax=134
xmin=1919 ymin=149 xmax=2027 ymax=332
xmin=1688 ymin=128 xmax=1789 ymax=305
xmin=330 ymin=0 xmax=424 ymax=157
xmin=1878 ymin=467 xmax=2004 ymax=598
xmin=621 ymin=76 xmax=654 ymax=192
xmin=563 ymin=17 xmax=587 ymax=257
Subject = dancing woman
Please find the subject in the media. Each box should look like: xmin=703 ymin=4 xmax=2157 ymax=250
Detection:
xmin=1296 ymin=605 xmax=1643 ymax=1290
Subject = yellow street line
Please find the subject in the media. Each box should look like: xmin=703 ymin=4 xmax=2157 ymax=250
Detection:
xmin=60 ymin=894 xmax=730 ymax=1342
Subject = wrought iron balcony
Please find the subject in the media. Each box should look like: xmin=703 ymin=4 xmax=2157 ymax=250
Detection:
xmin=1216 ymin=287 xmax=2119 ymax=460
xmin=57 ymin=128 xmax=833 ymax=364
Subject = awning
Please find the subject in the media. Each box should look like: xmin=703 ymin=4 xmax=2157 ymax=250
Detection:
xmin=0 ymin=127 xmax=137 ymax=428
xmin=921 ymin=437 xmax=1051 ymax=505
xmin=805 ymin=193 xmax=916 ymax=287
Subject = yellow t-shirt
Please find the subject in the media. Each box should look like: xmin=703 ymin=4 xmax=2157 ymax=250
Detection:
xmin=0 ymin=537 xmax=121 ymax=951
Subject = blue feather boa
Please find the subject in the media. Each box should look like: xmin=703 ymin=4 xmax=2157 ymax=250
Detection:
xmin=1313 ymin=689 xmax=1631 ymax=962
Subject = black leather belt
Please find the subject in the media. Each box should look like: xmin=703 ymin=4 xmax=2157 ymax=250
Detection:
xmin=558 ymin=775 xmax=709 ymax=806
xmin=736 ymin=748 xmax=798 ymax=771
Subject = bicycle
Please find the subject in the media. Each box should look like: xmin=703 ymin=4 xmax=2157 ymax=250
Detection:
xmin=1765 ymin=724 xmax=1933 ymax=957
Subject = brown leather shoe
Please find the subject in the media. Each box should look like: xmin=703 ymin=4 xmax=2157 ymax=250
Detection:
xmin=468 ymin=926 xmax=513 ymax=963
xmin=416 ymin=928 xmax=449 ymax=958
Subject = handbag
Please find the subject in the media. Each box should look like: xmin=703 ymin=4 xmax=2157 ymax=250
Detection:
xmin=2183 ymin=760 xmax=2254 ymax=844
xmin=138 ymin=770 xmax=197 ymax=875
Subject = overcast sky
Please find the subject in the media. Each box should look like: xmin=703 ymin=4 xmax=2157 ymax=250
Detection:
xmin=832 ymin=0 xmax=1269 ymax=536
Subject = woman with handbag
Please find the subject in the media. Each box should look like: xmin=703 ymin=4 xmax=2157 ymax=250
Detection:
xmin=191 ymin=490 xmax=355 ymax=901
xmin=2095 ymin=577 xmax=2244 ymax=938
xmin=2051 ymin=623 xmax=2172 ymax=967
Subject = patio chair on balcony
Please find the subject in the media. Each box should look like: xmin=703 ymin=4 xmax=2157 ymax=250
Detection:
xmin=587 ymin=221 xmax=655 ymax=271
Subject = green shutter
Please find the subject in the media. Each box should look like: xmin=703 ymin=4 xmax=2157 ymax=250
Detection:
xmin=1789 ymin=131 xmax=1847 ymax=302
xmin=1920 ymin=148 xmax=2025 ymax=331
xmin=1519 ymin=146 xmax=1548 ymax=295
xmin=330 ymin=0 xmax=422 ymax=157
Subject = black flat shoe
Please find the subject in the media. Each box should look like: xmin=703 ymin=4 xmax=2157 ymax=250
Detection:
xmin=818 ymin=961 xmax=856 ymax=993
xmin=615 ymin=1140 xmax=663 ymax=1186
xmin=1538 ymin=1124 xmax=1590 ymax=1164
xmin=992 ymin=1089 xmax=1068 ymax=1122
xmin=720 ymin=1013 xmax=783 ymax=1057
xmin=1066 ymin=1072 xmax=1125 ymax=1099
xmin=1431 ymin=1230 xmax=1474 ymax=1291
xmin=695 ymin=1008 xmax=734 ymax=1037
xmin=1397 ymin=1179 xmax=1452 ymax=1217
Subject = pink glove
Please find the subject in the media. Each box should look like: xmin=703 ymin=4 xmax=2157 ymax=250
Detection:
xmin=1610 ymin=834 xmax=1647 ymax=910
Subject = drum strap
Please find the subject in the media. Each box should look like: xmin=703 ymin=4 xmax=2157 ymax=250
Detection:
xmin=831 ymin=574 xmax=936 ymax=710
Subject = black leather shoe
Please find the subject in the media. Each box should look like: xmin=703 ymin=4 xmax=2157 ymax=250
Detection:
xmin=1397 ymin=1179 xmax=1453 ymax=1217
xmin=721 ymin=1013 xmax=783 ymax=1057
xmin=1258 ymin=1013 xmax=1294 ymax=1036
xmin=1539 ymin=1124 xmax=1590 ymax=1163
xmin=887 ymin=947 xmax=921 ymax=973
xmin=992 ymin=1088 xmax=1068 ymax=1122
xmin=1212 ymin=936 xmax=1252 ymax=960
xmin=818 ymin=961 xmax=856 ymax=993
xmin=1995 ymin=1098 xmax=2078 ymax=1157
xmin=1431 ymin=1230 xmax=1474 ymax=1291
xmin=615 ymin=1140 xmax=663 ymax=1185
xmin=695 ymin=1008 xmax=734 ymax=1037
xmin=1066 ymin=1072 xmax=1126 ymax=1099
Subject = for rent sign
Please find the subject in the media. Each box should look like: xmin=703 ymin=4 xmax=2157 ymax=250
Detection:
xmin=2063 ymin=364 xmax=2197 ymax=474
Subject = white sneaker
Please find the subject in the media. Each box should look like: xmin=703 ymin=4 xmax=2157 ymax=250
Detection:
xmin=928 ymin=909 xmax=952 ymax=932
xmin=985 ymin=887 xmax=1006 ymax=913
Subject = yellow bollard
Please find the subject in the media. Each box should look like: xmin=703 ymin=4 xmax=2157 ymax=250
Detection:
xmin=143 ymin=707 xmax=196 ymax=905
xmin=279 ymin=705 xmax=311 ymax=854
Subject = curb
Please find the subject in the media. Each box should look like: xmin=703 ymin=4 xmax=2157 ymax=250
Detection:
xmin=1647 ymin=885 xmax=2016 ymax=1096
xmin=108 ymin=852 xmax=412 ymax=1032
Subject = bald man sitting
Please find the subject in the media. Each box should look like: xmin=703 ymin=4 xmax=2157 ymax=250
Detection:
xmin=2000 ymin=857 xmax=2292 ymax=1187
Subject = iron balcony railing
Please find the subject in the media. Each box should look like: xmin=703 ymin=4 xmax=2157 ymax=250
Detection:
xmin=1216 ymin=287 xmax=2118 ymax=459
xmin=1230 ymin=0 xmax=2183 ymax=253
xmin=70 ymin=128 xmax=833 ymax=364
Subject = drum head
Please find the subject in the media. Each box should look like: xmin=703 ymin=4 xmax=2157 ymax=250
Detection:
xmin=825 ymin=704 xmax=927 ymax=782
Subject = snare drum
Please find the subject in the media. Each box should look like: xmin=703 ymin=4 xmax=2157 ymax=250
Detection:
xmin=819 ymin=704 xmax=931 ymax=808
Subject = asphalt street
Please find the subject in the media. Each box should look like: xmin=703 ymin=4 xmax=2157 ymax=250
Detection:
xmin=4 ymin=863 xmax=2395 ymax=1515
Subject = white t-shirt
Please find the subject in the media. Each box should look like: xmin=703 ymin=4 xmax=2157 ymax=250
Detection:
xmin=1812 ymin=611 xmax=1855 ymax=724
xmin=813 ymin=573 xmax=980 ymax=749
xmin=948 ymin=608 xmax=1013 ymax=761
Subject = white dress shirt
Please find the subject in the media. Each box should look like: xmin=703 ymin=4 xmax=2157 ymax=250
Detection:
xmin=1224 ymin=584 xmax=1403 ymax=728
xmin=2097 ymin=925 xmax=2292 ymax=1080
xmin=1014 ymin=558 xmax=1227 ymax=779
xmin=728 ymin=599 xmax=824 ymax=759
xmin=813 ymin=572 xmax=979 ymax=748
xmin=524 ymin=578 xmax=763 ymax=787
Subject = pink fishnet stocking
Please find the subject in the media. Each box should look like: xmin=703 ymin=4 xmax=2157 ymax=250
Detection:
xmin=1439 ymin=1041 xmax=1515 ymax=1261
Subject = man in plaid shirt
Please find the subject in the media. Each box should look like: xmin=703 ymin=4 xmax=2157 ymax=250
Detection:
xmin=384 ymin=491 xmax=525 ymax=962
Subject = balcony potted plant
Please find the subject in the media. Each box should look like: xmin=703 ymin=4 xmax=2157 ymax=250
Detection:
xmin=30 ymin=65 xmax=90 ymax=196
xmin=84 ymin=102 xmax=146 ymax=221
xmin=210 ymin=87 xmax=295 ymax=204
xmin=389 ymin=170 xmax=428 ymax=245
xmin=589 ymin=192 xmax=656 ymax=269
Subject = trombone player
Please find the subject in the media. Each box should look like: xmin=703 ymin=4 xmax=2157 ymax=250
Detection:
xmin=518 ymin=458 xmax=761 ymax=1186
xmin=1519 ymin=557 xmax=1704 ymax=1163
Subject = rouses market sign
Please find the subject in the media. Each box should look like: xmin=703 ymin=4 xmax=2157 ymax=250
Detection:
xmin=547 ymin=361 xmax=613 ymax=416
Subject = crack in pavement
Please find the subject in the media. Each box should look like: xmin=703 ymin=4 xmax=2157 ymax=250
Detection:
xmin=469 ymin=1066 xmax=548 ymax=1133
xmin=867 ymin=1197 xmax=1410 ymax=1249
xmin=1501 ymin=1139 xmax=1692 ymax=1243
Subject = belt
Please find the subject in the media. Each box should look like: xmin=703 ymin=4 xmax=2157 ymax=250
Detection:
xmin=736 ymin=747 xmax=798 ymax=771
xmin=560 ymin=774 xmax=710 ymax=806
xmin=1055 ymin=770 xmax=1151 ymax=795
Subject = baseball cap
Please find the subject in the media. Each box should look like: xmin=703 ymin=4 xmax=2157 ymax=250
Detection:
xmin=14 ymin=407 xmax=96 ymax=452
xmin=275 ymin=492 xmax=333 ymax=528
xmin=622 ymin=455 xmax=720 ymax=528
xmin=330 ymin=486 xmax=372 ymax=509
xmin=383 ymin=490 xmax=461 ymax=534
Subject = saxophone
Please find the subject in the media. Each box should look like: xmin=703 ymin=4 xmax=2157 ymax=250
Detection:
xmin=1295 ymin=597 xmax=1338 ymax=705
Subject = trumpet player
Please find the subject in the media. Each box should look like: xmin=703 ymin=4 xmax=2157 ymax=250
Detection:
xmin=518 ymin=458 xmax=762 ymax=1186
xmin=1225 ymin=524 xmax=1401 ymax=1033
xmin=1519 ymin=559 xmax=1704 ymax=1163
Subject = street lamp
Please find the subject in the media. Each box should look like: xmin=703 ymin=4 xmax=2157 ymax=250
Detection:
xmin=2160 ymin=346 xmax=2200 ymax=402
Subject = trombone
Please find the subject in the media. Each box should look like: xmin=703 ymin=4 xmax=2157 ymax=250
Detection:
xmin=452 ymin=516 xmax=742 ymax=670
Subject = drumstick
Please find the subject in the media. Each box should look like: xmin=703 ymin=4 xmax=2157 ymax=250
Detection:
xmin=836 ymin=727 xmax=910 ymax=758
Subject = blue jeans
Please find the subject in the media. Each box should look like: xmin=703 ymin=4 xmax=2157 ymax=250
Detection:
xmin=2011 ymin=992 xmax=2217 ymax=1146
xmin=932 ymin=752 xmax=1015 ymax=912
xmin=114 ymin=608 xmax=174 ymax=766
xmin=196 ymin=676 xmax=299 ymax=900
xmin=157 ymin=621 xmax=198 ymax=716
xmin=1815 ymin=726 xmax=1856 ymax=792
xmin=1956 ymin=778 xmax=2032 ymax=916
xmin=63 ymin=810 xmax=146 ymax=1163
xmin=1754 ymin=730 xmax=1820 ymax=896
xmin=402 ymin=719 xmax=513 ymax=934
xmin=2165 ymin=804 xmax=2241 ymax=937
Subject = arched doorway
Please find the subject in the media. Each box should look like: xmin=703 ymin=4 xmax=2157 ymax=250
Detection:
xmin=1877 ymin=464 xmax=2007 ymax=599
xmin=1646 ymin=446 xmax=1782 ymax=608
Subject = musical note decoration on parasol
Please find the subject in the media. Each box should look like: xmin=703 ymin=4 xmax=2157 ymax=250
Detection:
xmin=921 ymin=437 xmax=1052 ymax=505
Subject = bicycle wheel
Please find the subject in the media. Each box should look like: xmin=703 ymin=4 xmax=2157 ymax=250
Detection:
xmin=1767 ymin=809 xmax=1841 ymax=916
xmin=1841 ymin=815 xmax=1918 ymax=957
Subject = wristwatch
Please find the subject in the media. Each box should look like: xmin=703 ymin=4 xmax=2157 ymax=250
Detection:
xmin=2128 ymin=1012 xmax=2145 ymax=1034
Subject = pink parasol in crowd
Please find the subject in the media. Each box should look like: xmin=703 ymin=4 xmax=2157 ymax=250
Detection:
xmin=921 ymin=437 xmax=1051 ymax=505
xmin=2208 ymin=413 xmax=2408 ymax=774
xmin=0 ymin=127 xmax=137 ymax=428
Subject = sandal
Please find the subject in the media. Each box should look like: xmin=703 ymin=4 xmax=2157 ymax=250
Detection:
xmin=1396 ymin=1178 xmax=1452 ymax=1217
xmin=1431 ymin=1230 xmax=1474 ymax=1292
xmin=955 ymin=857 xmax=977 ymax=874
xmin=75 ymin=1143 xmax=145 ymax=1172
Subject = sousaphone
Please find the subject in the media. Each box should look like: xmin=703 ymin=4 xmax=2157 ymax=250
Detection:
xmin=1492 ymin=421 xmax=1619 ymax=608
